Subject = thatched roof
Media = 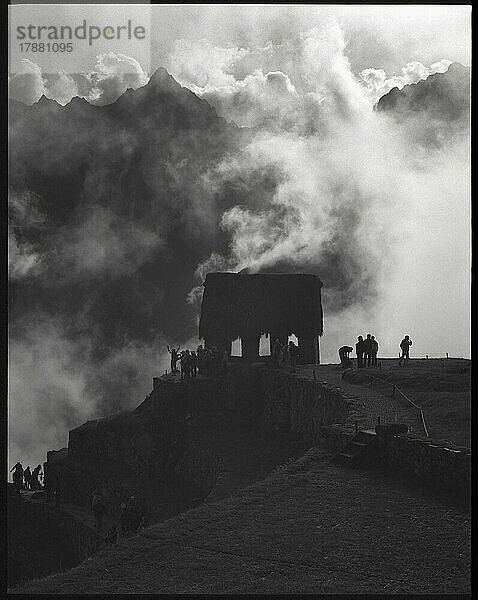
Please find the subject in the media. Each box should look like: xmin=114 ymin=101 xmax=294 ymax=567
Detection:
xmin=199 ymin=272 xmax=323 ymax=341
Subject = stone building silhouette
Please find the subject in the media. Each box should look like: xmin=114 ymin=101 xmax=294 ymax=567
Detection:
xmin=199 ymin=272 xmax=323 ymax=363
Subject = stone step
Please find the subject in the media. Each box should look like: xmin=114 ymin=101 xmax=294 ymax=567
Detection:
xmin=330 ymin=430 xmax=377 ymax=466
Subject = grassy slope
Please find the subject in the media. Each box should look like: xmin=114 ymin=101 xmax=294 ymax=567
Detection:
xmin=347 ymin=359 xmax=471 ymax=446
xmin=13 ymin=448 xmax=470 ymax=595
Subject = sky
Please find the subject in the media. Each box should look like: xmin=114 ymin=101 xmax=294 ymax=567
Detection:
xmin=8 ymin=4 xmax=471 ymax=469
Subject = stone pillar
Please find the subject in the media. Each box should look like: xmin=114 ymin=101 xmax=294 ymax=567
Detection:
xmin=298 ymin=334 xmax=319 ymax=364
xmin=242 ymin=334 xmax=260 ymax=362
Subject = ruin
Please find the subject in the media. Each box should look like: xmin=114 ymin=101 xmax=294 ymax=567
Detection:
xmin=199 ymin=272 xmax=323 ymax=363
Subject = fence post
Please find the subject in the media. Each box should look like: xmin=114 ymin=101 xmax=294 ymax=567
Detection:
xmin=446 ymin=352 xmax=449 ymax=359
xmin=313 ymin=370 xmax=316 ymax=382
xmin=377 ymin=416 xmax=381 ymax=426
xmin=426 ymin=354 xmax=428 ymax=359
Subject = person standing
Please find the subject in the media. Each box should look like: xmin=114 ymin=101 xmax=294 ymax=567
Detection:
xmin=220 ymin=345 xmax=229 ymax=377
xmin=281 ymin=342 xmax=290 ymax=366
xmin=272 ymin=338 xmax=282 ymax=369
xmin=167 ymin=345 xmax=180 ymax=373
xmin=400 ymin=335 xmax=413 ymax=364
xmin=10 ymin=462 xmax=24 ymax=493
xmin=288 ymin=340 xmax=299 ymax=371
xmin=23 ymin=466 xmax=32 ymax=491
xmin=355 ymin=336 xmax=365 ymax=368
xmin=371 ymin=336 xmax=379 ymax=366
xmin=31 ymin=465 xmax=42 ymax=490
xmin=179 ymin=351 xmax=188 ymax=379
xmin=91 ymin=490 xmax=106 ymax=532
xmin=196 ymin=345 xmax=205 ymax=375
xmin=54 ymin=470 xmax=63 ymax=509
xmin=190 ymin=351 xmax=198 ymax=378
xmin=364 ymin=334 xmax=373 ymax=367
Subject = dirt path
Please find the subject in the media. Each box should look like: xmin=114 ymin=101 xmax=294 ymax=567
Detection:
xmin=297 ymin=363 xmax=425 ymax=433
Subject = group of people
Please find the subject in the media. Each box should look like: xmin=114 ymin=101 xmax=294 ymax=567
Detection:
xmin=91 ymin=489 xmax=147 ymax=541
xmin=271 ymin=339 xmax=300 ymax=369
xmin=167 ymin=344 xmax=228 ymax=379
xmin=355 ymin=334 xmax=380 ymax=368
xmin=10 ymin=462 xmax=43 ymax=494
xmin=339 ymin=334 xmax=413 ymax=369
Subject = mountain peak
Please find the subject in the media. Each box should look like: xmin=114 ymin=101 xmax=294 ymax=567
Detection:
xmin=376 ymin=62 xmax=470 ymax=119
xmin=147 ymin=67 xmax=181 ymax=89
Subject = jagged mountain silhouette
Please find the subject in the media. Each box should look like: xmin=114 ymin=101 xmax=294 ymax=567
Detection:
xmin=376 ymin=62 xmax=470 ymax=123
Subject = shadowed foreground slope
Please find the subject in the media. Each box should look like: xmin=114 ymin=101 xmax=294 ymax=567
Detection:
xmin=12 ymin=446 xmax=470 ymax=595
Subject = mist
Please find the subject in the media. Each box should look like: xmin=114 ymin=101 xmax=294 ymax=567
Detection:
xmin=8 ymin=17 xmax=470 ymax=469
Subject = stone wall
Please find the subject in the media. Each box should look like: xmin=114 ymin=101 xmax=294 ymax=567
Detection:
xmin=255 ymin=368 xmax=470 ymax=497
xmin=46 ymin=364 xmax=470 ymax=521
xmin=255 ymin=369 xmax=359 ymax=448
xmin=375 ymin=432 xmax=471 ymax=499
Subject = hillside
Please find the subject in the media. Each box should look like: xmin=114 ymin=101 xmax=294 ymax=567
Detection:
xmin=9 ymin=359 xmax=471 ymax=593
xmin=12 ymin=445 xmax=470 ymax=594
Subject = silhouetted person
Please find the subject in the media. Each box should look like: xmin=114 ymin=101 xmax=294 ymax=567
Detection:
xmin=210 ymin=346 xmax=219 ymax=376
xmin=364 ymin=334 xmax=373 ymax=367
xmin=288 ymin=341 xmax=299 ymax=371
xmin=137 ymin=515 xmax=147 ymax=534
xmin=190 ymin=351 xmax=198 ymax=378
xmin=400 ymin=335 xmax=412 ymax=364
xmin=338 ymin=346 xmax=353 ymax=369
xmin=126 ymin=495 xmax=142 ymax=532
xmin=220 ymin=345 xmax=229 ymax=376
xmin=167 ymin=345 xmax=181 ymax=373
xmin=371 ymin=336 xmax=379 ymax=366
xmin=272 ymin=338 xmax=282 ymax=368
xmin=92 ymin=490 xmax=106 ymax=532
xmin=31 ymin=465 xmax=42 ymax=490
xmin=179 ymin=350 xmax=190 ymax=379
xmin=23 ymin=466 xmax=32 ymax=491
xmin=10 ymin=462 xmax=24 ymax=493
xmin=54 ymin=470 xmax=63 ymax=508
xmin=196 ymin=345 xmax=205 ymax=375
xmin=106 ymin=524 xmax=118 ymax=545
xmin=120 ymin=501 xmax=130 ymax=535
xmin=281 ymin=342 xmax=290 ymax=366
xmin=355 ymin=336 xmax=365 ymax=368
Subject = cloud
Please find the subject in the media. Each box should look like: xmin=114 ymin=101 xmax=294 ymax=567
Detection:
xmin=79 ymin=52 xmax=149 ymax=105
xmin=8 ymin=314 xmax=168 ymax=468
xmin=8 ymin=192 xmax=46 ymax=280
xmin=167 ymin=23 xmax=370 ymax=131
xmin=174 ymin=20 xmax=469 ymax=358
xmin=57 ymin=206 xmax=163 ymax=279
xmin=8 ymin=16 xmax=470 ymax=469
xmin=359 ymin=59 xmax=452 ymax=104
xmin=8 ymin=52 xmax=149 ymax=106
xmin=8 ymin=59 xmax=46 ymax=104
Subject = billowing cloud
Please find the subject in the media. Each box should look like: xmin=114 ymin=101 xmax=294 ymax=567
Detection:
xmin=359 ymin=59 xmax=452 ymax=104
xmin=8 ymin=16 xmax=470 ymax=470
xmin=8 ymin=52 xmax=149 ymax=106
xmin=57 ymin=206 xmax=163 ymax=279
xmin=9 ymin=59 xmax=46 ymax=104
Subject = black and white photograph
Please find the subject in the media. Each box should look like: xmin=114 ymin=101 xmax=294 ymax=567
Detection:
xmin=7 ymin=2 xmax=471 ymax=595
